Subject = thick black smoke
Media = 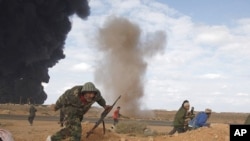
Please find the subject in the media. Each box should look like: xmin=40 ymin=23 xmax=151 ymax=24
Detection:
xmin=0 ymin=0 xmax=90 ymax=104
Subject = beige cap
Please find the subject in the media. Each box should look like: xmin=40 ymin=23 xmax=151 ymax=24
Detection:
xmin=205 ymin=108 xmax=212 ymax=114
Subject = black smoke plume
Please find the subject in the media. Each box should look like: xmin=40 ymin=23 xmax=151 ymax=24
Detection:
xmin=0 ymin=0 xmax=90 ymax=104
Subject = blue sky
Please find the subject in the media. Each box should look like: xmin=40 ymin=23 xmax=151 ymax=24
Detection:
xmin=44 ymin=0 xmax=250 ymax=113
xmin=161 ymin=0 xmax=250 ymax=25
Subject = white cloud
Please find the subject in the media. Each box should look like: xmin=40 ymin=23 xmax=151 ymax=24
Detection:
xmin=199 ymin=73 xmax=222 ymax=79
xmin=234 ymin=18 xmax=250 ymax=35
xmin=236 ymin=93 xmax=249 ymax=96
xmin=70 ymin=62 xmax=92 ymax=72
xmin=194 ymin=25 xmax=231 ymax=45
xmin=41 ymin=82 xmax=48 ymax=88
xmin=211 ymin=92 xmax=223 ymax=95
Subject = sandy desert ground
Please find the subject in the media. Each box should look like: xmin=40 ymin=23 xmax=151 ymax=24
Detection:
xmin=0 ymin=104 xmax=249 ymax=141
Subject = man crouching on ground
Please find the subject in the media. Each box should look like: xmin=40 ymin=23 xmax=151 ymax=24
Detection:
xmin=47 ymin=82 xmax=110 ymax=141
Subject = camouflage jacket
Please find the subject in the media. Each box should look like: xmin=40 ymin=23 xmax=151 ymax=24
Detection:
xmin=29 ymin=105 xmax=37 ymax=117
xmin=54 ymin=85 xmax=106 ymax=118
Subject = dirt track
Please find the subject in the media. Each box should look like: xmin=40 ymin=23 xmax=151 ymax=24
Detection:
xmin=0 ymin=114 xmax=172 ymax=127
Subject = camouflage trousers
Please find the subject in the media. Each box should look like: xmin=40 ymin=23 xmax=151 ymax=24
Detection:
xmin=28 ymin=115 xmax=35 ymax=125
xmin=51 ymin=117 xmax=82 ymax=141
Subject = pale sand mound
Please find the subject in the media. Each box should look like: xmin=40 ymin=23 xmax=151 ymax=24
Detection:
xmin=155 ymin=123 xmax=229 ymax=141
xmin=83 ymin=122 xmax=121 ymax=141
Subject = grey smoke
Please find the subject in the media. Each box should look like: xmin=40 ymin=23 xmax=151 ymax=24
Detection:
xmin=94 ymin=16 xmax=167 ymax=117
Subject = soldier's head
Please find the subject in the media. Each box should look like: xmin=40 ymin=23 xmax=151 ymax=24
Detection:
xmin=183 ymin=102 xmax=190 ymax=110
xmin=81 ymin=82 xmax=98 ymax=102
xmin=205 ymin=108 xmax=212 ymax=117
xmin=182 ymin=100 xmax=189 ymax=106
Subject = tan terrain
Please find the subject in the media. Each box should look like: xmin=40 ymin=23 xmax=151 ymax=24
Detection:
xmin=0 ymin=104 xmax=248 ymax=141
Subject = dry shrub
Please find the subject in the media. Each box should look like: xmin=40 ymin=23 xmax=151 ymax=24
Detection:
xmin=115 ymin=121 xmax=147 ymax=135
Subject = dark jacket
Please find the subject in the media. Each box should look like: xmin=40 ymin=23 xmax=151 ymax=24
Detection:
xmin=173 ymin=106 xmax=187 ymax=127
xmin=29 ymin=105 xmax=37 ymax=117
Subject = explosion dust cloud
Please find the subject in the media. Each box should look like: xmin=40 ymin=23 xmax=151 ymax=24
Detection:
xmin=94 ymin=16 xmax=167 ymax=117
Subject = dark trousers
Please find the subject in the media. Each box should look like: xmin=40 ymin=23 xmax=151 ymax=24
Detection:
xmin=168 ymin=126 xmax=186 ymax=135
xmin=28 ymin=115 xmax=35 ymax=125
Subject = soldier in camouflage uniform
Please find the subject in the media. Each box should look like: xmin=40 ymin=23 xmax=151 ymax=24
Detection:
xmin=47 ymin=82 xmax=110 ymax=141
xmin=28 ymin=104 xmax=37 ymax=126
